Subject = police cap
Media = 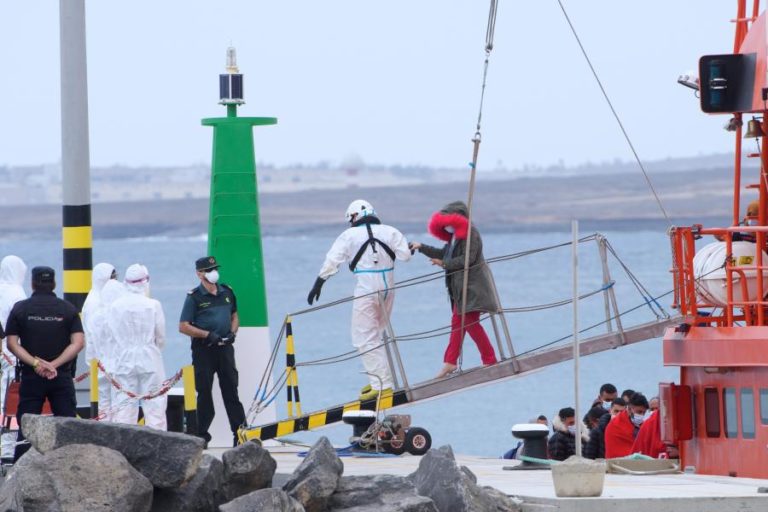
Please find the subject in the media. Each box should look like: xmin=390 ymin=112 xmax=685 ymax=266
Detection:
xmin=195 ymin=256 xmax=220 ymax=272
xmin=31 ymin=266 xmax=55 ymax=284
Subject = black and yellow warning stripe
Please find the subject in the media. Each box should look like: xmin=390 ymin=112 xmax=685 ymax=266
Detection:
xmin=285 ymin=317 xmax=302 ymax=417
xmin=240 ymin=388 xmax=410 ymax=442
xmin=62 ymin=204 xmax=93 ymax=311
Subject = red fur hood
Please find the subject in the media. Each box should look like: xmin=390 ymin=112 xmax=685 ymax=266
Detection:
xmin=428 ymin=211 xmax=469 ymax=242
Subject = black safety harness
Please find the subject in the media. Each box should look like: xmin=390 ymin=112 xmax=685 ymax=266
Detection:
xmin=348 ymin=216 xmax=396 ymax=272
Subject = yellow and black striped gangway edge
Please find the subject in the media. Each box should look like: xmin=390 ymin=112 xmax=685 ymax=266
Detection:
xmin=241 ymin=388 xmax=410 ymax=442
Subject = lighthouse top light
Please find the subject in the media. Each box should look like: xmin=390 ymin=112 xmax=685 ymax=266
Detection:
xmin=219 ymin=46 xmax=244 ymax=106
xmin=226 ymin=47 xmax=239 ymax=74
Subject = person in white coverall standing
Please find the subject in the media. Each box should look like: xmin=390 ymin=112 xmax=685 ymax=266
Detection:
xmin=0 ymin=255 xmax=26 ymax=460
xmin=109 ymin=264 xmax=167 ymax=429
xmin=81 ymin=263 xmax=118 ymax=419
xmin=86 ymin=279 xmax=125 ymax=421
xmin=307 ymin=200 xmax=411 ymax=401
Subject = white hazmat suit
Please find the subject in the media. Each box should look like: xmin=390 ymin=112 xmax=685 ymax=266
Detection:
xmin=86 ymin=279 xmax=125 ymax=421
xmin=316 ymin=208 xmax=411 ymax=392
xmin=109 ymin=264 xmax=167 ymax=430
xmin=0 ymin=255 xmax=26 ymax=459
xmin=82 ymin=263 xmax=117 ymax=419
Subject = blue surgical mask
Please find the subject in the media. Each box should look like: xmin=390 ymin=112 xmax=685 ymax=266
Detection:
xmin=602 ymin=400 xmax=612 ymax=410
xmin=445 ymin=226 xmax=455 ymax=234
xmin=747 ymin=219 xmax=759 ymax=226
xmin=567 ymin=425 xmax=577 ymax=435
xmin=631 ymin=413 xmax=645 ymax=426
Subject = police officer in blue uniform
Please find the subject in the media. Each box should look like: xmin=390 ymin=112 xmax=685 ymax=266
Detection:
xmin=178 ymin=256 xmax=245 ymax=447
xmin=5 ymin=266 xmax=84 ymax=461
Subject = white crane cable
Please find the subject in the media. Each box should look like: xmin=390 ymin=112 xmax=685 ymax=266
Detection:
xmin=555 ymin=0 xmax=673 ymax=226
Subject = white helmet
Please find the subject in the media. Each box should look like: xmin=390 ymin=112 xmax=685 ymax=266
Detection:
xmin=345 ymin=199 xmax=375 ymax=223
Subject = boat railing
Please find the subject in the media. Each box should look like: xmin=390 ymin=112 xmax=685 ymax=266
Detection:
xmin=669 ymin=224 xmax=768 ymax=326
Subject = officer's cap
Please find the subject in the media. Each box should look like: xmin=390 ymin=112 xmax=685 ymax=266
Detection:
xmin=195 ymin=256 xmax=220 ymax=272
xmin=31 ymin=266 xmax=55 ymax=284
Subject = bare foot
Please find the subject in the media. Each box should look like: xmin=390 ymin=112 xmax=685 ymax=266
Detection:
xmin=435 ymin=363 xmax=458 ymax=379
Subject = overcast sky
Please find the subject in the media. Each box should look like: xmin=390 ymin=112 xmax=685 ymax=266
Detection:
xmin=0 ymin=2 xmax=740 ymax=170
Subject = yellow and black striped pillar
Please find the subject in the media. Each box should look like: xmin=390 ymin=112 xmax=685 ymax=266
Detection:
xmin=285 ymin=317 xmax=302 ymax=417
xmin=62 ymin=205 xmax=92 ymax=311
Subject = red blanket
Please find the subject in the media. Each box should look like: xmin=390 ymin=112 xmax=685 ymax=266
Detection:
xmin=604 ymin=412 xmax=636 ymax=458
xmin=631 ymin=410 xmax=666 ymax=458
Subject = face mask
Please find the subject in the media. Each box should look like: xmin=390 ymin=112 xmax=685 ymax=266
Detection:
xmin=445 ymin=226 xmax=455 ymax=234
xmin=567 ymin=425 xmax=577 ymax=435
xmin=631 ymin=413 xmax=645 ymax=427
xmin=602 ymin=400 xmax=612 ymax=410
xmin=143 ymin=283 xmax=151 ymax=298
xmin=205 ymin=270 xmax=219 ymax=284
xmin=747 ymin=219 xmax=758 ymax=226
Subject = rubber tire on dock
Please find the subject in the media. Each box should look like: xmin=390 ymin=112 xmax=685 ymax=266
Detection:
xmin=405 ymin=427 xmax=432 ymax=456
xmin=383 ymin=433 xmax=406 ymax=455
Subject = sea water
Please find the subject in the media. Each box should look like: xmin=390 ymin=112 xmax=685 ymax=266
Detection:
xmin=0 ymin=229 xmax=679 ymax=456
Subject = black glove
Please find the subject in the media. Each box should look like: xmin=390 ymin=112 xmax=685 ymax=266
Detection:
xmin=307 ymin=276 xmax=326 ymax=305
xmin=223 ymin=331 xmax=236 ymax=345
xmin=205 ymin=331 xmax=223 ymax=347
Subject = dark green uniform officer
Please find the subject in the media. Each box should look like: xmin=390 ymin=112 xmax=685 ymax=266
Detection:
xmin=179 ymin=256 xmax=245 ymax=447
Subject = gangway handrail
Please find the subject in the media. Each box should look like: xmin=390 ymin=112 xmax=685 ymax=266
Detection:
xmin=240 ymin=310 xmax=682 ymax=441
xmin=245 ymin=233 xmax=671 ymax=423
xmin=245 ymin=286 xmax=677 ymax=424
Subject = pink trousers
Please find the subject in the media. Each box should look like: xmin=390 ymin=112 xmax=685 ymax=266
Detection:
xmin=444 ymin=306 xmax=498 ymax=366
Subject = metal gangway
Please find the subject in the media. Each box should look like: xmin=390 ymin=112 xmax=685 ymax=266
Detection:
xmin=239 ymin=233 xmax=681 ymax=442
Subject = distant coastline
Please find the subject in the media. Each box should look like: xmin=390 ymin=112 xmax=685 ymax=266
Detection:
xmin=3 ymin=162 xmax=739 ymax=239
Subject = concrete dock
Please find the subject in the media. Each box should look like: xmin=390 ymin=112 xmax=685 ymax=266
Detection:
xmin=212 ymin=444 xmax=768 ymax=512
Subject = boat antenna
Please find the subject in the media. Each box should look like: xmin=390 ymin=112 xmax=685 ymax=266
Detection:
xmin=458 ymin=0 xmax=499 ymax=370
xmin=555 ymin=0 xmax=673 ymax=227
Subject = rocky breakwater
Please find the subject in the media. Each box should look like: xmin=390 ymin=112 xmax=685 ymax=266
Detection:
xmin=0 ymin=415 xmax=522 ymax=511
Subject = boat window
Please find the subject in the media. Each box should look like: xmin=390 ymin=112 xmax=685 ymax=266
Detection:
xmin=760 ymin=389 xmax=768 ymax=425
xmin=723 ymin=388 xmax=738 ymax=438
xmin=704 ymin=388 xmax=721 ymax=438
xmin=740 ymin=388 xmax=755 ymax=439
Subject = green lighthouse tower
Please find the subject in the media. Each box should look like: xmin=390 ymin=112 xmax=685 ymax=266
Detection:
xmin=201 ymin=48 xmax=277 ymax=447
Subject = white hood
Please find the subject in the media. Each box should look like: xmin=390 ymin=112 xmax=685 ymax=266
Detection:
xmin=0 ymin=255 xmax=26 ymax=287
xmin=91 ymin=262 xmax=116 ymax=291
xmin=82 ymin=263 xmax=116 ymax=320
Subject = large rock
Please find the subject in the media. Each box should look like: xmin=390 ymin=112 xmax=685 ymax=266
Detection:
xmin=0 ymin=444 xmax=153 ymax=512
xmin=152 ymin=454 xmax=225 ymax=512
xmin=0 ymin=449 xmax=44 ymax=511
xmin=219 ymin=488 xmax=304 ymax=512
xmin=330 ymin=475 xmax=438 ymax=512
xmin=408 ymin=445 xmax=520 ymax=512
xmin=221 ymin=441 xmax=277 ymax=502
xmin=283 ymin=436 xmax=343 ymax=512
xmin=21 ymin=414 xmax=204 ymax=488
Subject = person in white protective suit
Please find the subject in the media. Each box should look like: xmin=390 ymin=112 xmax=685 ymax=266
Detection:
xmin=86 ymin=279 xmax=125 ymax=421
xmin=109 ymin=264 xmax=167 ymax=429
xmin=307 ymin=200 xmax=411 ymax=401
xmin=81 ymin=263 xmax=118 ymax=419
xmin=0 ymin=255 xmax=26 ymax=460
